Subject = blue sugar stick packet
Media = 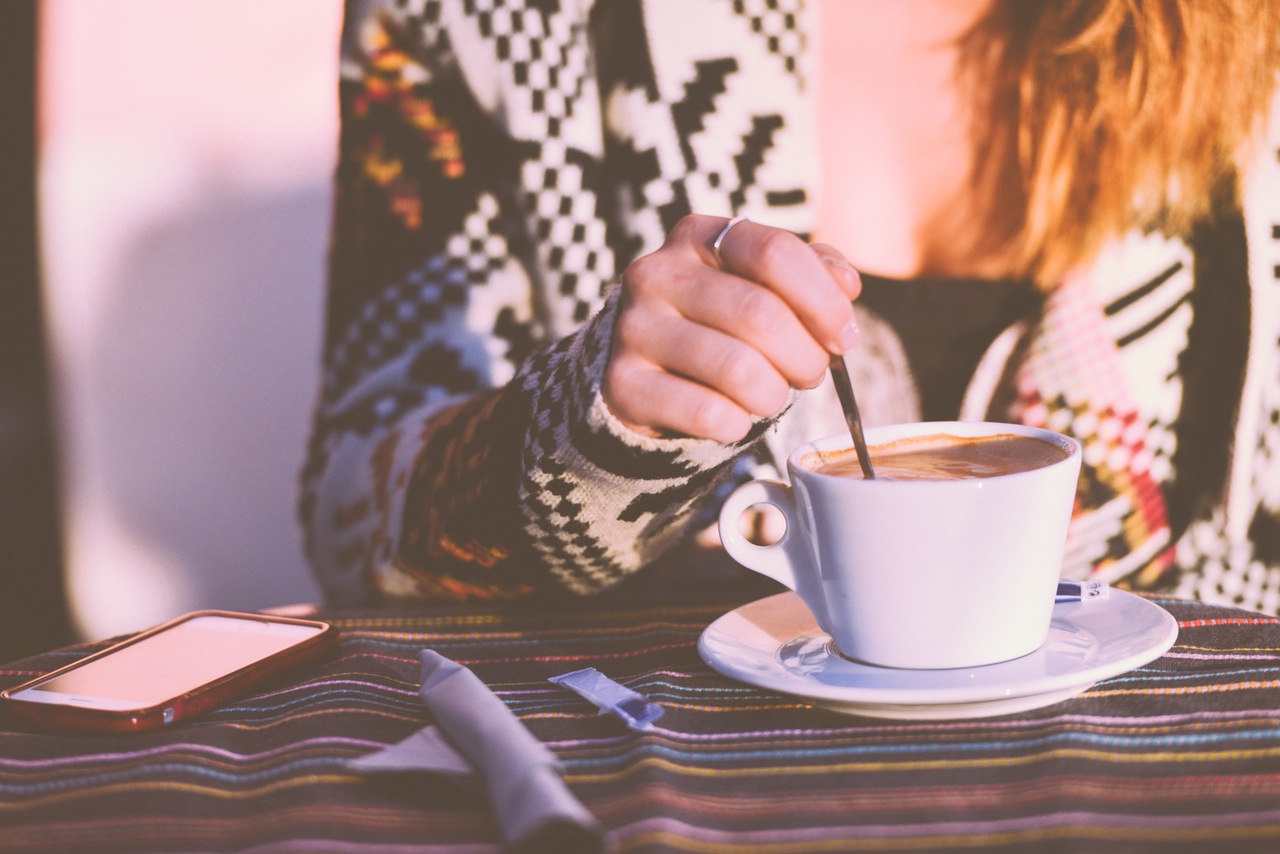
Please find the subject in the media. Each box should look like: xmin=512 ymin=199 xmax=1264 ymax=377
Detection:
xmin=550 ymin=667 xmax=665 ymax=731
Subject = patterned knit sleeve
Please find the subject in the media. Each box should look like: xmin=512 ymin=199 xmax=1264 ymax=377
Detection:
xmin=1172 ymin=92 xmax=1280 ymax=615
xmin=300 ymin=2 xmax=756 ymax=603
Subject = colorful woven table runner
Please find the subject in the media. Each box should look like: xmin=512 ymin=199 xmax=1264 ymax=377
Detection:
xmin=2 ymin=571 xmax=1280 ymax=853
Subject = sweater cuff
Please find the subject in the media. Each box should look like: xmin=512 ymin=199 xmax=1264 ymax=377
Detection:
xmin=516 ymin=284 xmax=770 ymax=594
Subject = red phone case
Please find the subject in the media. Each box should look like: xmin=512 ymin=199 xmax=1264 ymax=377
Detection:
xmin=0 ymin=610 xmax=339 ymax=733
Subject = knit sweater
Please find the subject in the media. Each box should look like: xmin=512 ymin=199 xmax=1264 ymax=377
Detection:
xmin=301 ymin=0 xmax=1280 ymax=613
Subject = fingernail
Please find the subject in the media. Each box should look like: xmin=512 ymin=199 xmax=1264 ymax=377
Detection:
xmin=821 ymin=256 xmax=862 ymax=299
xmin=835 ymin=321 xmax=860 ymax=352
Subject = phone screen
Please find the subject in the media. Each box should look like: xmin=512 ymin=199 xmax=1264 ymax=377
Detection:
xmin=13 ymin=615 xmax=325 ymax=710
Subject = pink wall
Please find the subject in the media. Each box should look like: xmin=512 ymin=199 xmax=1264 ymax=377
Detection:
xmin=40 ymin=0 xmax=343 ymax=638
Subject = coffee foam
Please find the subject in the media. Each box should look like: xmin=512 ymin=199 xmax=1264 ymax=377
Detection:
xmin=803 ymin=432 xmax=1068 ymax=482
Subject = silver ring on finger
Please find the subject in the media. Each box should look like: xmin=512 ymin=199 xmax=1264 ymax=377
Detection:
xmin=711 ymin=215 xmax=749 ymax=264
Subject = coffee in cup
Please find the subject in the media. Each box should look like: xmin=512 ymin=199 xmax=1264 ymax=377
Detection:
xmin=802 ymin=432 xmax=1070 ymax=482
xmin=718 ymin=422 xmax=1082 ymax=670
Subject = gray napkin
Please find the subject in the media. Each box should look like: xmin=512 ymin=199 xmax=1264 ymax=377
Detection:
xmin=350 ymin=649 xmax=604 ymax=852
xmin=349 ymin=723 xmax=475 ymax=780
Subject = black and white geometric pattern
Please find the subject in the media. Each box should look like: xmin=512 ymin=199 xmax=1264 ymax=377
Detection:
xmin=731 ymin=0 xmax=807 ymax=79
xmin=324 ymin=192 xmax=516 ymax=404
xmin=1175 ymin=135 xmax=1280 ymax=613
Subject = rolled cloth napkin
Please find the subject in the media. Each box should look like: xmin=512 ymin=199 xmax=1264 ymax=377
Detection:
xmin=350 ymin=649 xmax=604 ymax=852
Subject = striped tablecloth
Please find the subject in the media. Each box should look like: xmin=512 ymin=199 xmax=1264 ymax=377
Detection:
xmin=3 ymin=565 xmax=1280 ymax=853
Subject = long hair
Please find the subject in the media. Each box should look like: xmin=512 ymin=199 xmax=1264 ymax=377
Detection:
xmin=973 ymin=0 xmax=1280 ymax=285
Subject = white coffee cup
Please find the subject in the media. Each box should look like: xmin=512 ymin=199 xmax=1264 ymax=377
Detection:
xmin=718 ymin=421 xmax=1082 ymax=670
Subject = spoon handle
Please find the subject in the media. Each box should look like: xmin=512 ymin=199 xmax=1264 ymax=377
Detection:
xmin=829 ymin=355 xmax=876 ymax=480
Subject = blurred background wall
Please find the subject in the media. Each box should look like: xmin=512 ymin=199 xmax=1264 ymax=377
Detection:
xmin=0 ymin=0 xmax=72 ymax=661
xmin=37 ymin=0 xmax=343 ymax=641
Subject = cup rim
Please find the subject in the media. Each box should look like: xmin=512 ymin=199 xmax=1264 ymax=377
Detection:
xmin=789 ymin=421 xmax=1082 ymax=485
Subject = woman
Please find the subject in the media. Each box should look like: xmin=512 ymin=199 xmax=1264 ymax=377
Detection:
xmin=302 ymin=0 xmax=1280 ymax=612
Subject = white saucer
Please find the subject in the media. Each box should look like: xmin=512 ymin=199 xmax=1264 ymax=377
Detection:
xmin=698 ymin=589 xmax=1178 ymax=720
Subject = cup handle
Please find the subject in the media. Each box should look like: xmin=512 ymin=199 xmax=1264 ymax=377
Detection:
xmin=717 ymin=480 xmax=811 ymax=593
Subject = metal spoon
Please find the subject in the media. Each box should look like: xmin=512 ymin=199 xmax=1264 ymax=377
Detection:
xmin=829 ymin=355 xmax=876 ymax=479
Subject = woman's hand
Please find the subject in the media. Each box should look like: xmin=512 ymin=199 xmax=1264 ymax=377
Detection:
xmin=603 ymin=214 xmax=862 ymax=443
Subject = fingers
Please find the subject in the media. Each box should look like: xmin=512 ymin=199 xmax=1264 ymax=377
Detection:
xmin=606 ymin=276 xmax=787 ymax=443
xmin=603 ymin=354 xmax=755 ymax=444
xmin=618 ymin=306 xmax=795 ymax=418
xmin=602 ymin=214 xmax=864 ymax=443
xmin=673 ymin=270 xmax=830 ymax=391
xmin=810 ymin=243 xmax=863 ymax=302
xmin=702 ymin=217 xmax=860 ymax=354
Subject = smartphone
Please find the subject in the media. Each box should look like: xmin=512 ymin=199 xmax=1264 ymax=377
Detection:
xmin=1 ymin=610 xmax=338 ymax=733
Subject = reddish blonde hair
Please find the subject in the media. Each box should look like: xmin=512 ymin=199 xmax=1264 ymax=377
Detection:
xmin=974 ymin=0 xmax=1280 ymax=285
